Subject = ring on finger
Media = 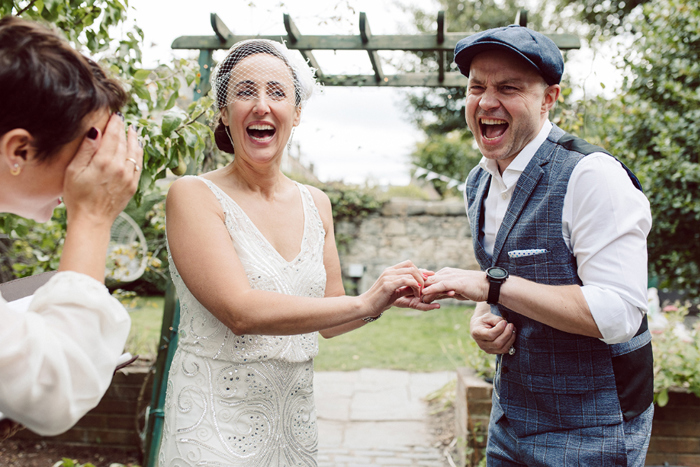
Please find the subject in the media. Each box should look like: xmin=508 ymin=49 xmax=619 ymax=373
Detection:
xmin=126 ymin=157 xmax=140 ymax=172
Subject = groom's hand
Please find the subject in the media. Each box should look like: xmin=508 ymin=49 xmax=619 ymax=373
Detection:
xmin=422 ymin=267 xmax=488 ymax=303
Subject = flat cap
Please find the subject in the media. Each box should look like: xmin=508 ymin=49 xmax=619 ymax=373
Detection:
xmin=454 ymin=25 xmax=564 ymax=85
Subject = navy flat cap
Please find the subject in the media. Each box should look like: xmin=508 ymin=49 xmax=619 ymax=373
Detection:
xmin=454 ymin=25 xmax=564 ymax=85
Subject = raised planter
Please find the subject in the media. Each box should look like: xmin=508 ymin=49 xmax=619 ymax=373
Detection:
xmin=455 ymin=367 xmax=492 ymax=466
xmin=455 ymin=367 xmax=700 ymax=467
xmin=647 ymin=389 xmax=700 ymax=467
xmin=12 ymin=364 xmax=152 ymax=453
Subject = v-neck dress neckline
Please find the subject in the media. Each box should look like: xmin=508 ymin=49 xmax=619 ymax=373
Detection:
xmin=198 ymin=177 xmax=308 ymax=265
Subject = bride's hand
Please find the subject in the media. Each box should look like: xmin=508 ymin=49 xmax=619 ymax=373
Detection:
xmin=393 ymin=291 xmax=441 ymax=311
xmin=358 ymin=260 xmax=425 ymax=318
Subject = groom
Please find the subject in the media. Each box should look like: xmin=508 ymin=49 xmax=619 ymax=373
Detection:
xmin=420 ymin=25 xmax=654 ymax=466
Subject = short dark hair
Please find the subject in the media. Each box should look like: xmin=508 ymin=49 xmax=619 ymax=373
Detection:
xmin=0 ymin=16 xmax=128 ymax=162
xmin=213 ymin=40 xmax=301 ymax=155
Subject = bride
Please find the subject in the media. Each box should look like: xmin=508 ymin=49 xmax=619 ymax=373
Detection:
xmin=159 ymin=39 xmax=437 ymax=466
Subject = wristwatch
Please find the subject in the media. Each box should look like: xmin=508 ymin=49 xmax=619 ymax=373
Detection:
xmin=486 ymin=266 xmax=509 ymax=305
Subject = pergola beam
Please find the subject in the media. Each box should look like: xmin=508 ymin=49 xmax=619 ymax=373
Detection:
xmin=283 ymin=14 xmax=324 ymax=79
xmin=359 ymin=12 xmax=385 ymax=83
xmin=437 ymin=10 xmax=445 ymax=83
xmin=321 ymin=72 xmax=467 ymax=87
xmin=210 ymin=13 xmax=233 ymax=43
xmin=515 ymin=9 xmax=528 ymax=27
xmin=172 ymin=32 xmax=580 ymax=52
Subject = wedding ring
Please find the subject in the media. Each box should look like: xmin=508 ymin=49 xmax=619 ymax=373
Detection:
xmin=508 ymin=346 xmax=516 ymax=356
xmin=126 ymin=158 xmax=140 ymax=172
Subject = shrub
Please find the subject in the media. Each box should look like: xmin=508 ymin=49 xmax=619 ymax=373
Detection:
xmin=651 ymin=306 xmax=700 ymax=406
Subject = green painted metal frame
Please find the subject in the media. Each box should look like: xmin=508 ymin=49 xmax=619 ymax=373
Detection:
xmin=143 ymin=282 xmax=180 ymax=466
xmin=143 ymin=10 xmax=580 ymax=466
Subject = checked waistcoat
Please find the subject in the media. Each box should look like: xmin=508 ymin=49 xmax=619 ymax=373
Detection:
xmin=465 ymin=123 xmax=653 ymax=438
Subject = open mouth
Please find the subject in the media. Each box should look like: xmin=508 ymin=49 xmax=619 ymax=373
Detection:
xmin=479 ymin=118 xmax=508 ymax=141
xmin=246 ymin=123 xmax=276 ymax=142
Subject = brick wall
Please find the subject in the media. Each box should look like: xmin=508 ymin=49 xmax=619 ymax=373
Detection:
xmin=12 ymin=365 xmax=152 ymax=452
xmin=455 ymin=368 xmax=700 ymax=467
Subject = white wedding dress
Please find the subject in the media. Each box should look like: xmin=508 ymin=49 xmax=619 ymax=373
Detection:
xmin=159 ymin=177 xmax=326 ymax=466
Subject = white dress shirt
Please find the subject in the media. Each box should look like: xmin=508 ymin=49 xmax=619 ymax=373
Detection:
xmin=0 ymin=271 xmax=130 ymax=435
xmin=470 ymin=120 xmax=652 ymax=344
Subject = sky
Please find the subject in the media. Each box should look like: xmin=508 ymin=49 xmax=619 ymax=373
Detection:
xmin=126 ymin=0 xmax=621 ymax=186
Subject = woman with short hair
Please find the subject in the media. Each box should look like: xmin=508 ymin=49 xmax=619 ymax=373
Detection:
xmin=0 ymin=15 xmax=142 ymax=437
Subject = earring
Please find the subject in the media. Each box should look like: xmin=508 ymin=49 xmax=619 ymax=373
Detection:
xmin=10 ymin=163 xmax=21 ymax=176
xmin=224 ymin=126 xmax=235 ymax=151
xmin=287 ymin=128 xmax=295 ymax=153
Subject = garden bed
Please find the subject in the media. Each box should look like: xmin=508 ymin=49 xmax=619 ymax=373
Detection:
xmin=455 ymin=368 xmax=700 ymax=467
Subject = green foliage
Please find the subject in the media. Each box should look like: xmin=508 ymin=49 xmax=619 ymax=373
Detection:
xmin=2 ymin=207 xmax=67 ymax=278
xmin=123 ymin=295 xmax=164 ymax=357
xmin=312 ymin=182 xmax=385 ymax=223
xmin=382 ymin=184 xmax=431 ymax=201
xmin=411 ymin=131 xmax=482 ymax=198
xmin=603 ymin=0 xmax=700 ymax=295
xmin=0 ymin=0 xmax=216 ymax=280
xmin=651 ymin=306 xmax=700 ymax=406
xmin=550 ymin=0 xmax=651 ymax=41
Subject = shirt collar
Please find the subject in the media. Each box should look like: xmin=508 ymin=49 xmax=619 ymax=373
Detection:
xmin=478 ymin=120 xmax=553 ymax=188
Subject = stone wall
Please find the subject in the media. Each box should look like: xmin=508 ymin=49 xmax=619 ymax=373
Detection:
xmin=336 ymin=198 xmax=478 ymax=295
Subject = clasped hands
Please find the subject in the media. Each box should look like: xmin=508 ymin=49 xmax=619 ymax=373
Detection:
xmin=391 ymin=265 xmax=516 ymax=355
xmin=392 ymin=266 xmax=488 ymax=309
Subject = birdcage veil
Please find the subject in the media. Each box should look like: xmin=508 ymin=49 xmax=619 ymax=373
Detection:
xmin=211 ymin=39 xmax=317 ymax=111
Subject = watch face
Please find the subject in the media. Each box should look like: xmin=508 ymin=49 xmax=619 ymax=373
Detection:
xmin=488 ymin=267 xmax=508 ymax=279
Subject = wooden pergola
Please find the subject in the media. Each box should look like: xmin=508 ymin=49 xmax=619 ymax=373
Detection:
xmin=171 ymin=10 xmax=580 ymax=97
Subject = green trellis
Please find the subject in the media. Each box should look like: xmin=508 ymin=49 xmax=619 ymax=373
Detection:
xmin=172 ymin=10 xmax=579 ymax=97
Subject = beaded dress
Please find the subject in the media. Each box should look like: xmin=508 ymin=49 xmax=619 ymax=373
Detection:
xmin=158 ymin=177 xmax=326 ymax=467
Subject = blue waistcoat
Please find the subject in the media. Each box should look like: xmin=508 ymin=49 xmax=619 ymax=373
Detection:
xmin=466 ymin=124 xmax=653 ymax=437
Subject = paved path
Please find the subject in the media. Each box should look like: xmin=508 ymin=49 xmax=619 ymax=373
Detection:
xmin=314 ymin=369 xmax=456 ymax=467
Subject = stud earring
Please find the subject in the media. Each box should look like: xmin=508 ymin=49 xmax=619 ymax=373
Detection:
xmin=10 ymin=163 xmax=21 ymax=176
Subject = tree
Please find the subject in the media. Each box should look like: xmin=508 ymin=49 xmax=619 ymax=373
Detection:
xmin=604 ymin=0 xmax=700 ymax=295
xmin=549 ymin=0 xmax=653 ymax=41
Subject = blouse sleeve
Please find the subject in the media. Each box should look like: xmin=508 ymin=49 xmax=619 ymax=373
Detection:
xmin=0 ymin=271 xmax=130 ymax=436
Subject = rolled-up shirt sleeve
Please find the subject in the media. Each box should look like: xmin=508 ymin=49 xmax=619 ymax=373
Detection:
xmin=564 ymin=153 xmax=652 ymax=344
xmin=0 ymin=271 xmax=130 ymax=436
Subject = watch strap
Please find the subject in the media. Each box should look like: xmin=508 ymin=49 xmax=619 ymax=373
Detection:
xmin=487 ymin=280 xmax=502 ymax=305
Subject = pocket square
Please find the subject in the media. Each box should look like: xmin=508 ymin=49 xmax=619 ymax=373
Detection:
xmin=508 ymin=249 xmax=548 ymax=258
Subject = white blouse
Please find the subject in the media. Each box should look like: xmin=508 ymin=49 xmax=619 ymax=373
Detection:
xmin=0 ymin=271 xmax=130 ymax=436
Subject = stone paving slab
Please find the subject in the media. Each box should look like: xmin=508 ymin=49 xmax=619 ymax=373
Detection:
xmin=315 ymin=369 xmax=455 ymax=467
